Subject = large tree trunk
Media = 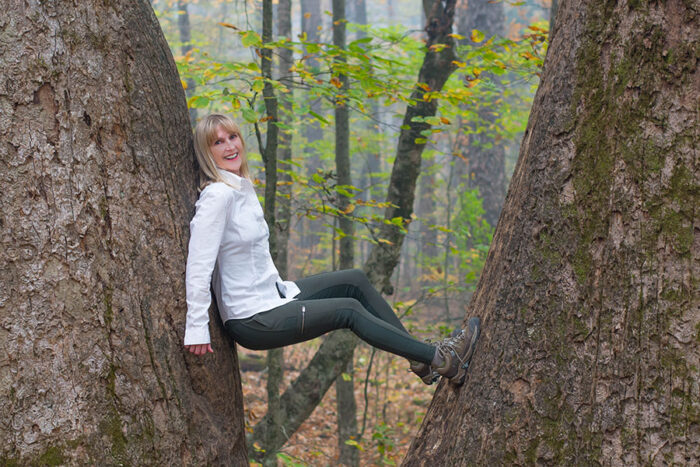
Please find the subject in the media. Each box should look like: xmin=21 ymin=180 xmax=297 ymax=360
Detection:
xmin=0 ymin=1 xmax=247 ymax=465
xmin=404 ymin=0 xmax=699 ymax=464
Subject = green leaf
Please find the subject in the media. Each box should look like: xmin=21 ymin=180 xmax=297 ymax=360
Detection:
xmin=336 ymin=187 xmax=353 ymax=197
xmin=252 ymin=79 xmax=265 ymax=93
xmin=424 ymin=116 xmax=441 ymax=126
xmin=188 ymin=96 xmax=209 ymax=108
xmin=242 ymin=108 xmax=257 ymax=123
xmin=309 ymin=110 xmax=329 ymax=124
xmin=305 ymin=43 xmax=321 ymax=54
xmin=312 ymin=173 xmax=325 ymax=184
xmin=414 ymin=137 xmax=428 ymax=144
xmin=241 ymin=30 xmax=261 ymax=48
xmin=341 ymin=372 xmax=351 ymax=381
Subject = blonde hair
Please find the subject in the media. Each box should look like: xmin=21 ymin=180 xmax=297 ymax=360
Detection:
xmin=193 ymin=113 xmax=250 ymax=190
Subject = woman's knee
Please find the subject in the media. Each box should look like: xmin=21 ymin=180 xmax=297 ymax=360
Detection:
xmin=344 ymin=268 xmax=369 ymax=287
xmin=335 ymin=298 xmax=367 ymax=325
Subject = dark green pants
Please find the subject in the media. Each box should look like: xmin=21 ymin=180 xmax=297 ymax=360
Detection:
xmin=224 ymin=269 xmax=436 ymax=364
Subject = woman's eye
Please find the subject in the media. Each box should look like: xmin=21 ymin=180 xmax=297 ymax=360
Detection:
xmin=230 ymin=134 xmax=237 ymax=140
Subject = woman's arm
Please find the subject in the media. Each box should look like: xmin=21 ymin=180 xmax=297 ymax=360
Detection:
xmin=184 ymin=184 xmax=234 ymax=352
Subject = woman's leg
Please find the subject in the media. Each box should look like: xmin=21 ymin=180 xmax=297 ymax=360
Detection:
xmin=225 ymin=296 xmax=436 ymax=364
xmin=294 ymin=269 xmax=410 ymax=335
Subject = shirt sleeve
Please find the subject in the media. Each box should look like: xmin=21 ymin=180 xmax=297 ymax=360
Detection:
xmin=184 ymin=184 xmax=234 ymax=346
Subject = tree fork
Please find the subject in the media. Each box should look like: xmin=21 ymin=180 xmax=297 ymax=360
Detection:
xmin=248 ymin=0 xmax=460 ymax=453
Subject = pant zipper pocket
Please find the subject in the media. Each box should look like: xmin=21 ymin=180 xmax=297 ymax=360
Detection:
xmin=301 ymin=305 xmax=306 ymax=334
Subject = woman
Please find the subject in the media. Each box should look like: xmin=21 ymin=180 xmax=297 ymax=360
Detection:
xmin=183 ymin=113 xmax=481 ymax=386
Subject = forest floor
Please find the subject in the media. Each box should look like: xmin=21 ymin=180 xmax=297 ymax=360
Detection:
xmin=240 ymin=331 xmax=440 ymax=466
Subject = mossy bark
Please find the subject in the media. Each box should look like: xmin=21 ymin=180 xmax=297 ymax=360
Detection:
xmin=404 ymin=0 xmax=698 ymax=464
xmin=0 ymin=1 xmax=247 ymax=464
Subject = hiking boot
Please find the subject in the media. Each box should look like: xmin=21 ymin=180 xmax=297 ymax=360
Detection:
xmin=409 ymin=360 xmax=439 ymax=385
xmin=434 ymin=317 xmax=481 ymax=386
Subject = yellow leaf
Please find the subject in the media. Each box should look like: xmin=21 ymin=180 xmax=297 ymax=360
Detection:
xmin=440 ymin=117 xmax=451 ymax=125
xmin=447 ymin=33 xmax=465 ymax=40
xmin=304 ymin=12 xmax=311 ymax=19
xmin=470 ymin=29 xmax=485 ymax=43
xmin=378 ymin=238 xmax=394 ymax=245
xmin=342 ymin=203 xmax=356 ymax=214
xmin=330 ymin=77 xmax=343 ymax=88
xmin=180 ymin=79 xmax=187 ymax=90
xmin=451 ymin=60 xmax=466 ymax=68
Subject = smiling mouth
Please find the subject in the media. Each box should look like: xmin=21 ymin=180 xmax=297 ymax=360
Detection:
xmin=224 ymin=153 xmax=239 ymax=160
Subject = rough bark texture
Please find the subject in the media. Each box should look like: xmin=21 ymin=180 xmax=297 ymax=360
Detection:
xmin=0 ymin=1 xmax=247 ymax=465
xmin=404 ymin=0 xmax=699 ymax=464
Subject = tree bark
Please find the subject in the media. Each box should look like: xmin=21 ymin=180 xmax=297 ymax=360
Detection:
xmin=261 ymin=0 xmax=279 ymax=262
xmin=404 ymin=0 xmax=699 ymax=464
xmin=259 ymin=1 xmax=284 ymax=464
xmin=248 ymin=0 xmax=461 ymax=455
xmin=332 ymin=2 xmax=360 ymax=464
xmin=0 ymin=1 xmax=247 ymax=464
xmin=276 ymin=0 xmax=294 ymax=282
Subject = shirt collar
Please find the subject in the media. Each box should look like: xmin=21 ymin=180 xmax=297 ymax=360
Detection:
xmin=216 ymin=168 xmax=244 ymax=191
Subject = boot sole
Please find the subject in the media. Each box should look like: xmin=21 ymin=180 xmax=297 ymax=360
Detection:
xmin=449 ymin=317 xmax=481 ymax=386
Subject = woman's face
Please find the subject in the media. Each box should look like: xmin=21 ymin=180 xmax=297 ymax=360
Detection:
xmin=210 ymin=125 xmax=243 ymax=175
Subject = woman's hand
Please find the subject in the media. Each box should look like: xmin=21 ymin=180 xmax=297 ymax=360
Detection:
xmin=185 ymin=343 xmax=214 ymax=356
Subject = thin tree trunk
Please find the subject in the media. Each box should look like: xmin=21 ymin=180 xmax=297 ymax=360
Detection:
xmin=455 ymin=0 xmax=506 ymax=228
xmin=300 ymin=0 xmax=324 ymax=263
xmin=417 ymin=154 xmax=438 ymax=289
xmin=405 ymin=0 xmax=699 ymax=464
xmin=0 ymin=1 xmax=247 ymax=464
xmin=265 ymin=4 xmax=294 ymax=464
xmin=248 ymin=0 xmax=461 ymax=454
xmin=332 ymin=1 xmax=359 ymax=463
xmin=258 ymin=0 xmax=283 ymax=464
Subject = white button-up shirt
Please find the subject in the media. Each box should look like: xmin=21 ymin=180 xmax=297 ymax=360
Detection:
xmin=184 ymin=169 xmax=300 ymax=345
